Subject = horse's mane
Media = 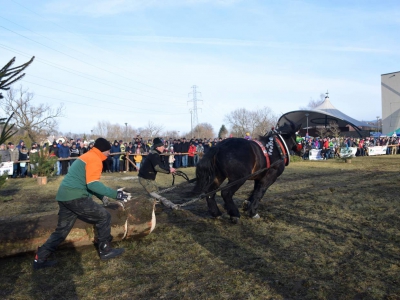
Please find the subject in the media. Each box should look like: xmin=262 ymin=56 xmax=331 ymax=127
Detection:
xmin=257 ymin=122 xmax=295 ymax=144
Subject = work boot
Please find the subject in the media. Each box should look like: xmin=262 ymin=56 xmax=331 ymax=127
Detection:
xmin=93 ymin=235 xmax=113 ymax=250
xmin=33 ymin=246 xmax=58 ymax=270
xmin=98 ymin=241 xmax=124 ymax=260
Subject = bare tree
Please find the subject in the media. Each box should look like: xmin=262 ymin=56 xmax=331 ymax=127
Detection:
xmin=2 ymin=86 xmax=64 ymax=143
xmin=252 ymin=107 xmax=278 ymax=137
xmin=299 ymin=93 xmax=325 ymax=110
xmin=92 ymin=122 xmax=137 ymax=142
xmin=93 ymin=121 xmax=110 ymax=139
xmin=163 ymin=130 xmax=180 ymax=139
xmin=225 ymin=107 xmax=277 ymax=138
xmin=316 ymin=126 xmax=328 ymax=138
xmin=192 ymin=123 xmax=215 ymax=139
xmin=224 ymin=108 xmax=253 ymax=138
xmin=138 ymin=121 xmax=163 ymax=141
xmin=328 ymin=121 xmax=341 ymax=139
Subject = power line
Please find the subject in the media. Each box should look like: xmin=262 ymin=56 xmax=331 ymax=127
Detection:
xmin=25 ymin=74 xmax=186 ymax=107
xmin=21 ymin=79 xmax=188 ymax=114
xmin=8 ymin=0 xmax=187 ymax=90
xmin=0 ymin=43 xmax=185 ymax=104
xmin=32 ymin=93 xmax=188 ymax=115
xmin=0 ymin=24 xmax=184 ymax=97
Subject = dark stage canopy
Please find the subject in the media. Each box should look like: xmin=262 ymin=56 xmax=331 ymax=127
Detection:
xmin=277 ymin=95 xmax=371 ymax=134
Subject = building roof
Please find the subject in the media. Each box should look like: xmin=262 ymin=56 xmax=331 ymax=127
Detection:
xmin=277 ymin=94 xmax=371 ymax=132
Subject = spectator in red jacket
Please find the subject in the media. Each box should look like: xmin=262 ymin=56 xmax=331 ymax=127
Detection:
xmin=188 ymin=142 xmax=197 ymax=167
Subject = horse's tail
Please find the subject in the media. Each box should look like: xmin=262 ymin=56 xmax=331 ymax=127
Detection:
xmin=193 ymin=147 xmax=219 ymax=194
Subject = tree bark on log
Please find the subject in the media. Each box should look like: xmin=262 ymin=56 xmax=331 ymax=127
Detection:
xmin=0 ymin=198 xmax=155 ymax=257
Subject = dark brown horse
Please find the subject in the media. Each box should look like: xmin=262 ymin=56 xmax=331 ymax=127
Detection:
xmin=192 ymin=121 xmax=301 ymax=222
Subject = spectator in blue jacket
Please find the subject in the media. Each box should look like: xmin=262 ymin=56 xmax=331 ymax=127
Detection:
xmin=110 ymin=140 xmax=121 ymax=173
xmin=58 ymin=141 xmax=70 ymax=175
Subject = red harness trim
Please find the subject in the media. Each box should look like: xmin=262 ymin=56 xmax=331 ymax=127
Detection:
xmin=253 ymin=140 xmax=270 ymax=168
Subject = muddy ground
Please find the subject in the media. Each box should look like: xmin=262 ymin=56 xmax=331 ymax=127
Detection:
xmin=0 ymin=156 xmax=399 ymax=299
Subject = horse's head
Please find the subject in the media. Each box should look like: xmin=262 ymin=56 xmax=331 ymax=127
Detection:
xmin=277 ymin=117 xmax=302 ymax=155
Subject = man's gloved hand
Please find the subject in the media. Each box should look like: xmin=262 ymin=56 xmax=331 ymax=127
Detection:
xmin=101 ymin=196 xmax=110 ymax=207
xmin=116 ymin=187 xmax=132 ymax=202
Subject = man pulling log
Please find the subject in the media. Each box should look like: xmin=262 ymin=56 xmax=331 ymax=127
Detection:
xmin=138 ymin=137 xmax=178 ymax=209
xmin=33 ymin=137 xmax=132 ymax=270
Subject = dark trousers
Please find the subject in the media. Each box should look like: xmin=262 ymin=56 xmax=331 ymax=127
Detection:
xmin=174 ymin=155 xmax=181 ymax=168
xmin=12 ymin=163 xmax=19 ymax=178
xmin=103 ymin=158 xmax=112 ymax=172
xmin=188 ymin=156 xmax=194 ymax=167
xmin=40 ymin=197 xmax=111 ymax=256
xmin=61 ymin=160 xmax=69 ymax=175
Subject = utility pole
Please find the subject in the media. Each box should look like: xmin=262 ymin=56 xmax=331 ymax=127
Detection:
xmin=189 ymin=109 xmax=193 ymax=138
xmin=125 ymin=123 xmax=128 ymax=141
xmin=188 ymin=85 xmax=202 ymax=136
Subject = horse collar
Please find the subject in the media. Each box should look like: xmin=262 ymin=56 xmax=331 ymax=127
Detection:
xmin=274 ymin=134 xmax=290 ymax=166
xmin=253 ymin=140 xmax=271 ymax=168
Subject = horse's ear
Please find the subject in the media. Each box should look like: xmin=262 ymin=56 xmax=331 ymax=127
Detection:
xmin=277 ymin=122 xmax=301 ymax=135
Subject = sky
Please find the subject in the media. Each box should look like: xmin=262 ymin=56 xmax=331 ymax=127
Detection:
xmin=1 ymin=0 xmax=399 ymax=136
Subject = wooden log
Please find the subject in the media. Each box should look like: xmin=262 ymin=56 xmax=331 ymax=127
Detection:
xmin=0 ymin=197 xmax=155 ymax=258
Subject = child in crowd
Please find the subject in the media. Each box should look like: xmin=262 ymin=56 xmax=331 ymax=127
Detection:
xmin=134 ymin=145 xmax=142 ymax=171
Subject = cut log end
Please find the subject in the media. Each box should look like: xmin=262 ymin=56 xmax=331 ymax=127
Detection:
xmin=0 ymin=198 xmax=155 ymax=258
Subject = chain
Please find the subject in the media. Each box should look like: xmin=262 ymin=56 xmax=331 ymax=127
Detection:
xmin=178 ymin=158 xmax=285 ymax=207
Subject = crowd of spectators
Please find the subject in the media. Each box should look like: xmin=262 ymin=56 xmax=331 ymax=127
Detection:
xmin=0 ymin=135 xmax=226 ymax=178
xmin=300 ymin=135 xmax=400 ymax=160
xmin=2 ymin=134 xmax=398 ymax=178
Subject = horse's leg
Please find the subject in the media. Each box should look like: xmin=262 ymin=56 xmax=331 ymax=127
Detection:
xmin=246 ymin=170 xmax=278 ymax=218
xmin=205 ymin=180 xmax=223 ymax=218
xmin=221 ymin=180 xmax=244 ymax=220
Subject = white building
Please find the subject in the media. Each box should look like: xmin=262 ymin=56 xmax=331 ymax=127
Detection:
xmin=381 ymin=71 xmax=400 ymax=134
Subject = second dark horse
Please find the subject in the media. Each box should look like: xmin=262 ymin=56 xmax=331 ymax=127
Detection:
xmin=192 ymin=121 xmax=301 ymax=222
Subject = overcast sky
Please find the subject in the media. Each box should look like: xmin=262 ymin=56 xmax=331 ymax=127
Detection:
xmin=1 ymin=0 xmax=399 ymax=136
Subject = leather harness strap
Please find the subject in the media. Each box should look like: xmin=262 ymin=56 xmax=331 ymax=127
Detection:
xmin=253 ymin=133 xmax=289 ymax=168
xmin=253 ymin=140 xmax=270 ymax=168
xmin=273 ymin=135 xmax=289 ymax=166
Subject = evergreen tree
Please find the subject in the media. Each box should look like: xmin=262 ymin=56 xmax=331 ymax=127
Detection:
xmin=30 ymin=147 xmax=58 ymax=177
xmin=0 ymin=113 xmax=16 ymax=145
xmin=0 ymin=56 xmax=35 ymax=99
xmin=218 ymin=125 xmax=228 ymax=139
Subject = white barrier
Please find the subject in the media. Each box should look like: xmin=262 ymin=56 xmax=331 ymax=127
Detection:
xmin=339 ymin=147 xmax=357 ymax=158
xmin=368 ymin=146 xmax=388 ymax=156
xmin=0 ymin=162 xmax=13 ymax=176
xmin=309 ymin=149 xmax=323 ymax=160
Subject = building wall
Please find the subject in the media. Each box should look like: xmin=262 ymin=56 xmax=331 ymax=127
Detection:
xmin=381 ymin=71 xmax=400 ymax=134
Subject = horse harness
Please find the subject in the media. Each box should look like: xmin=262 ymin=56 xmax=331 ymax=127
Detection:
xmin=253 ymin=131 xmax=290 ymax=167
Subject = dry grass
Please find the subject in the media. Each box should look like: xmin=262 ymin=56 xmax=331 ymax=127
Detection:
xmin=0 ymin=156 xmax=400 ymax=299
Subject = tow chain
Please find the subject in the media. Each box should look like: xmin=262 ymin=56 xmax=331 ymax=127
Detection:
xmin=178 ymin=158 xmax=284 ymax=207
xmin=157 ymin=170 xmax=196 ymax=195
xmin=158 ymin=158 xmax=284 ymax=208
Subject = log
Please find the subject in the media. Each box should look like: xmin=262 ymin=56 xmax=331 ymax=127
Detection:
xmin=0 ymin=198 xmax=156 ymax=257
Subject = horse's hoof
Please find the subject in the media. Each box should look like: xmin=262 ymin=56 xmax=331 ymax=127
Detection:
xmin=242 ymin=200 xmax=250 ymax=211
xmin=230 ymin=217 xmax=240 ymax=224
xmin=252 ymin=213 xmax=260 ymax=219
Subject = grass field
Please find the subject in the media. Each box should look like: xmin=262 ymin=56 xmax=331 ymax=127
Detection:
xmin=0 ymin=156 xmax=399 ymax=299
